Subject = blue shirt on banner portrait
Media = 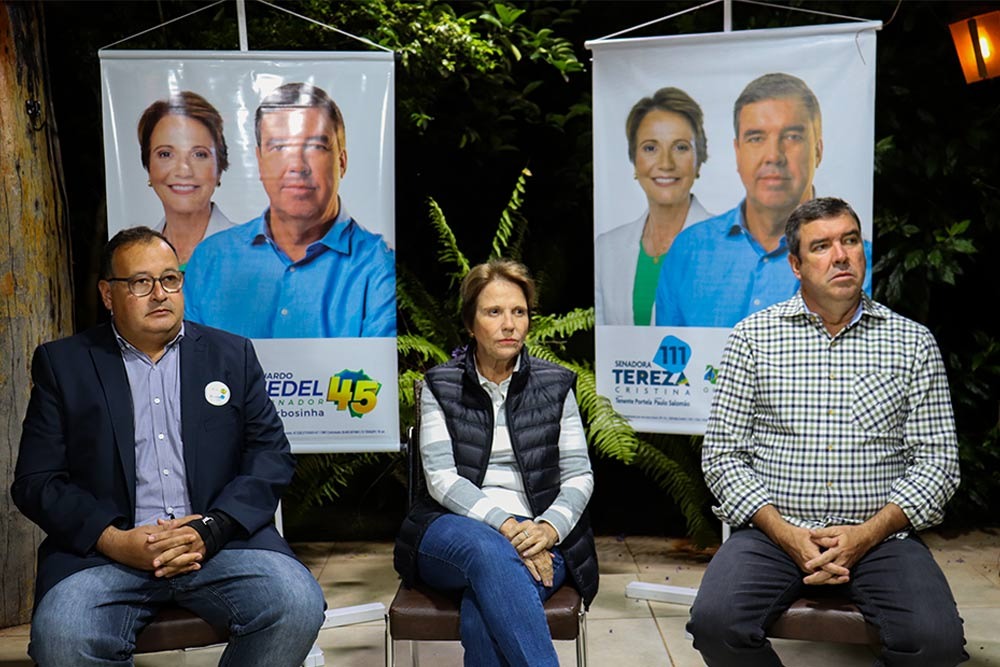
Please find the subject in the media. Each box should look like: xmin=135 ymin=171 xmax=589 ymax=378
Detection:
xmin=653 ymin=201 xmax=872 ymax=328
xmin=183 ymin=203 xmax=396 ymax=338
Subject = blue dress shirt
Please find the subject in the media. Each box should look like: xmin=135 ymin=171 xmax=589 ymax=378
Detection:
xmin=654 ymin=202 xmax=872 ymax=327
xmin=114 ymin=324 xmax=191 ymax=526
xmin=184 ymin=204 xmax=396 ymax=338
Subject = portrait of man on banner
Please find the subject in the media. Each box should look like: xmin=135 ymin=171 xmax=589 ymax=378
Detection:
xmin=183 ymin=82 xmax=397 ymax=339
xmin=652 ymin=72 xmax=872 ymax=328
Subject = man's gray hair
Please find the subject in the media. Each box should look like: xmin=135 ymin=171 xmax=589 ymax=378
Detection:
xmin=733 ymin=72 xmax=821 ymax=138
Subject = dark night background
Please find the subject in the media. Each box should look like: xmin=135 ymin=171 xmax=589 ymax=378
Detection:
xmin=35 ymin=1 xmax=1000 ymax=539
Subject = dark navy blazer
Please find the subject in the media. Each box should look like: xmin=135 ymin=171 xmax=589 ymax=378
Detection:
xmin=12 ymin=321 xmax=295 ymax=605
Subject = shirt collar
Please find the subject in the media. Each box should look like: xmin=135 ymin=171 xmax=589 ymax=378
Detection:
xmin=251 ymin=198 xmax=354 ymax=254
xmin=475 ymin=355 xmax=522 ymax=396
xmin=112 ymin=321 xmax=185 ymax=359
xmin=780 ymin=291 xmax=887 ymax=325
xmin=725 ymin=200 xmax=788 ymax=256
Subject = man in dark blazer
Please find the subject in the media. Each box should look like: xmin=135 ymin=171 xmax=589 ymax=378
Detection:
xmin=12 ymin=227 xmax=325 ymax=666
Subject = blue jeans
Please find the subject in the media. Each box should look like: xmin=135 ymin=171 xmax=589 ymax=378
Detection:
xmin=687 ymin=528 xmax=968 ymax=667
xmin=416 ymin=514 xmax=567 ymax=667
xmin=29 ymin=549 xmax=325 ymax=667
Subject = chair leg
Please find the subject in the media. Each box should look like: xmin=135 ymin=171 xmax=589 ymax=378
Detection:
xmin=411 ymin=639 xmax=420 ymax=667
xmin=385 ymin=613 xmax=393 ymax=667
xmin=576 ymin=609 xmax=588 ymax=667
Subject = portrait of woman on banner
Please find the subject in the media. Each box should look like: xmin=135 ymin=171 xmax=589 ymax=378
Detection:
xmin=594 ymin=87 xmax=713 ymax=326
xmin=137 ymin=90 xmax=235 ymax=268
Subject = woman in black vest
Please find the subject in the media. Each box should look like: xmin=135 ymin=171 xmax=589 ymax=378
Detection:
xmin=394 ymin=259 xmax=598 ymax=667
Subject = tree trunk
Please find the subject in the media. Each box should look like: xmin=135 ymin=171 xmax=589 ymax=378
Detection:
xmin=0 ymin=0 xmax=73 ymax=628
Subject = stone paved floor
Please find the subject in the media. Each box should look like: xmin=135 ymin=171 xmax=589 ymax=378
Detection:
xmin=1 ymin=529 xmax=997 ymax=666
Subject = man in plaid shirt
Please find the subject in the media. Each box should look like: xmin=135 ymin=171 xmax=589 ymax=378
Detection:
xmin=686 ymin=198 xmax=967 ymax=666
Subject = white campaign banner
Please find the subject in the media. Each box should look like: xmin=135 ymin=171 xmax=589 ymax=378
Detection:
xmin=100 ymin=51 xmax=399 ymax=451
xmin=252 ymin=338 xmax=399 ymax=452
xmin=589 ymin=22 xmax=879 ymax=434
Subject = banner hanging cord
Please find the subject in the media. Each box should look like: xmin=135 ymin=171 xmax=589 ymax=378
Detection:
xmin=100 ymin=0 xmax=227 ymax=51
xmin=737 ymin=0 xmax=882 ymax=65
xmin=591 ymin=0 xmax=723 ymax=42
xmin=590 ymin=0 xmax=877 ymax=44
xmin=738 ymin=0 xmax=872 ymax=24
xmin=253 ymin=0 xmax=392 ymax=53
xmin=100 ymin=0 xmax=391 ymax=53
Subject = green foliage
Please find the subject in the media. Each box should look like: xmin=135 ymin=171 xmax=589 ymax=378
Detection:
xmin=943 ymin=330 xmax=1000 ymax=524
xmin=245 ymin=1 xmax=584 ymax=149
xmin=491 ymin=166 xmax=529 ymax=259
xmin=282 ymin=452 xmax=385 ymax=516
xmin=428 ymin=199 xmax=472 ymax=282
xmin=633 ymin=435 xmax=717 ymax=546
xmin=397 ymin=169 xmax=716 ymax=544
xmin=869 ymin=2 xmax=1000 ymax=521
xmin=872 ymin=210 xmax=977 ymax=309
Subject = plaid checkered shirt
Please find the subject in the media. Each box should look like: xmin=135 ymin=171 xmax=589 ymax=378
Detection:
xmin=703 ymin=292 xmax=960 ymax=533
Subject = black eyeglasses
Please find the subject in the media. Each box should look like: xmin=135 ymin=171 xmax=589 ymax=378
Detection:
xmin=106 ymin=270 xmax=184 ymax=297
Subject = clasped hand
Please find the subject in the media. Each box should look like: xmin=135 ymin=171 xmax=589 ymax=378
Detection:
xmin=500 ymin=518 xmax=559 ymax=587
xmin=781 ymin=523 xmax=873 ymax=585
xmin=96 ymin=515 xmax=207 ymax=579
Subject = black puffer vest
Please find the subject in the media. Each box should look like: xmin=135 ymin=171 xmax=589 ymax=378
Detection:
xmin=393 ymin=345 xmax=599 ymax=607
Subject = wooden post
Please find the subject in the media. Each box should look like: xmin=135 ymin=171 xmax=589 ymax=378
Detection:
xmin=0 ymin=0 xmax=73 ymax=628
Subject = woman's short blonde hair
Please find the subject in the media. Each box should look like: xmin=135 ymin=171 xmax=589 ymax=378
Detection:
xmin=625 ymin=87 xmax=708 ymax=172
xmin=460 ymin=259 xmax=536 ymax=334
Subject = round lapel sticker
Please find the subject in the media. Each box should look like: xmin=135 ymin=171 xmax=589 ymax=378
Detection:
xmin=205 ymin=381 xmax=231 ymax=407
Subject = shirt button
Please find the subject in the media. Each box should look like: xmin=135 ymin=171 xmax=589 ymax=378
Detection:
xmin=827 ymin=445 xmax=833 ymax=451
xmin=289 ymin=266 xmax=296 ymax=273
xmin=827 ymin=482 xmax=833 ymax=488
xmin=753 ymin=299 xmax=761 ymax=306
xmin=762 ymin=257 xmax=769 ymax=263
xmin=281 ymin=308 xmax=289 ymax=316
xmin=828 ymin=409 xmax=834 ymax=415
xmin=167 ymin=506 xmax=175 ymax=514
xmin=154 ymin=397 xmax=161 ymax=404
xmin=158 ymin=433 xmax=165 ymax=440
xmin=163 ymin=469 xmax=170 ymax=476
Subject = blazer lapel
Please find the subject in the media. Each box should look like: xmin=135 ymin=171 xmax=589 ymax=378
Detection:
xmin=179 ymin=324 xmax=208 ymax=508
xmin=90 ymin=326 xmax=137 ymax=513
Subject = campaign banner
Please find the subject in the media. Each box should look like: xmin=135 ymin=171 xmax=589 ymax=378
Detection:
xmin=588 ymin=22 xmax=879 ymax=434
xmin=253 ymin=338 xmax=399 ymax=452
xmin=100 ymin=50 xmax=399 ymax=451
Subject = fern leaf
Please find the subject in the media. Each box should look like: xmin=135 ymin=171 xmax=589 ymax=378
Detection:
xmin=397 ymin=334 xmax=449 ymax=366
xmin=283 ymin=452 xmax=386 ymax=518
xmin=529 ymin=307 xmax=595 ymax=343
xmin=398 ymin=368 xmax=426 ymax=412
xmin=633 ymin=440 xmax=716 ymax=546
xmin=428 ymin=198 xmax=470 ymax=280
xmin=397 ymin=264 xmax=463 ymax=346
xmin=526 ymin=347 xmax=638 ymax=464
xmin=490 ymin=167 xmax=530 ymax=259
